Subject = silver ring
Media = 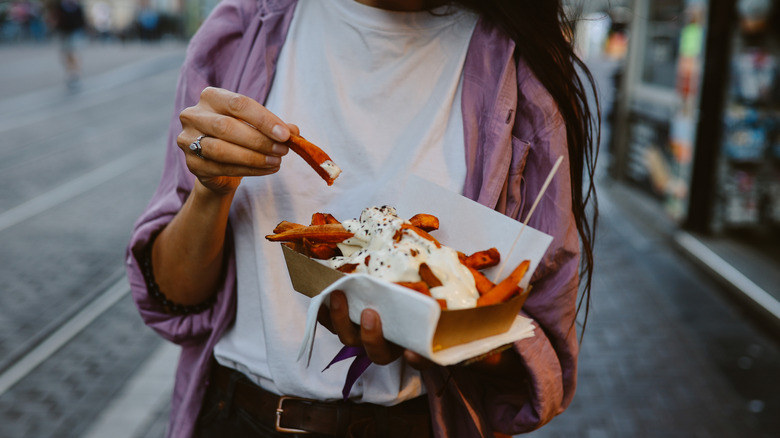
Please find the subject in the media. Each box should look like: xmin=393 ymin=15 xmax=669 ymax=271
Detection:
xmin=189 ymin=135 xmax=207 ymax=158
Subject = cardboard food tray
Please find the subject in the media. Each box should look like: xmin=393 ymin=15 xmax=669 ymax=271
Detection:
xmin=285 ymin=245 xmax=528 ymax=349
xmin=292 ymin=176 xmax=553 ymax=366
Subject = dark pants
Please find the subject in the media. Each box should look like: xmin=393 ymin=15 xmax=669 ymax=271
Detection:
xmin=195 ymin=365 xmax=433 ymax=438
xmin=195 ymin=381 xmax=325 ymax=438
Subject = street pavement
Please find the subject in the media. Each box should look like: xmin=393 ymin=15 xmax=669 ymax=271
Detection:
xmin=0 ymin=42 xmax=778 ymax=438
xmin=0 ymin=39 xmax=184 ymax=438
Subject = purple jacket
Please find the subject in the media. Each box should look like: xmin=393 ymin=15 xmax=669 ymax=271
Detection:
xmin=126 ymin=0 xmax=580 ymax=437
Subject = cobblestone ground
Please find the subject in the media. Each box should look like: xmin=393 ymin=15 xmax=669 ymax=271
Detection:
xmin=0 ymin=295 xmax=162 ymax=438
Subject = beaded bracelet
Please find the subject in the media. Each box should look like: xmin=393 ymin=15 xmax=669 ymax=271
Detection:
xmin=140 ymin=242 xmax=216 ymax=315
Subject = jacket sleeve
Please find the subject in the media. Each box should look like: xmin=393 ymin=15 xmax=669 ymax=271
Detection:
xmin=424 ymin=69 xmax=581 ymax=436
xmin=499 ymin=112 xmax=580 ymax=432
xmin=124 ymin=0 xmax=257 ymax=346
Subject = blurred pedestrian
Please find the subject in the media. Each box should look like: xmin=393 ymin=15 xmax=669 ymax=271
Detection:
xmin=27 ymin=0 xmax=47 ymax=41
xmin=136 ymin=0 xmax=159 ymax=41
xmin=51 ymin=0 xmax=85 ymax=88
xmin=7 ymin=0 xmax=33 ymax=40
xmin=90 ymin=1 xmax=113 ymax=41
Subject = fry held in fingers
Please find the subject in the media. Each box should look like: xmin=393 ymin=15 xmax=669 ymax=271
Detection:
xmin=286 ymin=133 xmax=342 ymax=186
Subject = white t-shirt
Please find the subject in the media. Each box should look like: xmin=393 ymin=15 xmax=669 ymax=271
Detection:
xmin=213 ymin=0 xmax=477 ymax=405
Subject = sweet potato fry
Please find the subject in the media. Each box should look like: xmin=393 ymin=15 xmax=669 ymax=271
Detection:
xmin=464 ymin=248 xmax=501 ymax=270
xmin=303 ymin=238 xmax=340 ymax=259
xmin=310 ymin=213 xmax=327 ymax=225
xmin=323 ymin=213 xmax=341 ymax=225
xmin=395 ymin=224 xmax=441 ymax=248
xmin=282 ymin=241 xmax=303 ymax=253
xmin=273 ymin=221 xmax=305 ymax=234
xmin=310 ymin=212 xmax=341 ymax=226
xmin=396 ymin=281 xmax=431 ymax=296
xmin=286 ymin=133 xmax=341 ymax=186
xmin=477 ymin=260 xmax=530 ymax=306
xmin=418 ymin=263 xmax=443 ymax=288
xmin=336 ymin=263 xmax=359 ymax=273
xmin=409 ymin=213 xmax=439 ymax=232
xmin=467 ymin=266 xmax=495 ymax=296
xmin=396 ymin=282 xmax=447 ymax=309
xmin=265 ymin=224 xmax=353 ymax=243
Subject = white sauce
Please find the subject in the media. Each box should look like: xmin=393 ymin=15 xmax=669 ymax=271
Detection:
xmin=320 ymin=160 xmax=342 ymax=181
xmin=329 ymin=206 xmax=478 ymax=309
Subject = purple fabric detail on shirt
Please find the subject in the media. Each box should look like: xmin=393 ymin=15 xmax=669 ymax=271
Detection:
xmin=323 ymin=346 xmax=373 ymax=401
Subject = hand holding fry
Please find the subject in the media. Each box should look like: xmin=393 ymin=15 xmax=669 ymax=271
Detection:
xmin=177 ymin=87 xmax=293 ymax=195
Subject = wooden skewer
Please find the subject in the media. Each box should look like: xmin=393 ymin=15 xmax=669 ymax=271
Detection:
xmin=492 ymin=155 xmax=564 ymax=284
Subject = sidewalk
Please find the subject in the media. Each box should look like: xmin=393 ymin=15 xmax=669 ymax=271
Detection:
xmin=609 ymin=180 xmax=780 ymax=338
xmin=525 ymin=176 xmax=780 ymax=437
xmin=675 ymin=230 xmax=780 ymax=334
xmin=585 ymin=56 xmax=780 ymax=340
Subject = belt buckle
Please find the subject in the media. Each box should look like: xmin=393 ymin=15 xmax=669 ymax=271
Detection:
xmin=276 ymin=396 xmax=312 ymax=434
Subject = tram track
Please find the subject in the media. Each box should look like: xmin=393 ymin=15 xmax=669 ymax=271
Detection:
xmin=0 ymin=147 xmax=157 ymax=233
xmin=0 ymin=272 xmax=130 ymax=396
xmin=0 ymin=143 xmax=160 ymax=396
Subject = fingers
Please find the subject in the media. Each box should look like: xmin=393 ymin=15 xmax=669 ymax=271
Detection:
xmin=360 ymin=310 xmax=403 ymax=365
xmin=199 ymin=87 xmax=291 ymax=143
xmin=329 ymin=290 xmax=361 ymax=347
xmin=179 ymin=133 xmax=284 ymax=171
xmin=327 ymin=292 xmax=404 ymax=365
xmin=178 ymin=88 xmax=294 ymax=179
xmin=317 ymin=303 xmax=334 ymax=333
xmin=179 ymin=105 xmax=289 ymax=159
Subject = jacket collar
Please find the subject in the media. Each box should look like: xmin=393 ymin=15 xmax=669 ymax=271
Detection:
xmin=461 ymin=17 xmax=517 ymax=209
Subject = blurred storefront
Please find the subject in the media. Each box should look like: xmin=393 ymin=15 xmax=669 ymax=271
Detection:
xmin=611 ymin=0 xmax=780 ymax=323
xmin=0 ymin=0 xmax=217 ymax=42
xmin=611 ymin=0 xmax=708 ymax=221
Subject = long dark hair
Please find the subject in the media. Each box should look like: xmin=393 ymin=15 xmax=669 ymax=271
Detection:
xmin=454 ymin=0 xmax=600 ymax=338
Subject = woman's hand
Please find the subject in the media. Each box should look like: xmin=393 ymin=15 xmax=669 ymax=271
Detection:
xmin=151 ymin=87 xmax=294 ymax=305
xmin=318 ymin=290 xmax=434 ymax=370
xmin=177 ymin=87 xmax=295 ymax=195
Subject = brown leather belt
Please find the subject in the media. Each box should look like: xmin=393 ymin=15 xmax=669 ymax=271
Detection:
xmin=210 ymin=361 xmax=430 ymax=436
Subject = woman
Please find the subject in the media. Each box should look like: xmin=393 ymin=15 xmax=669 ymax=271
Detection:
xmin=126 ymin=0 xmax=598 ymax=437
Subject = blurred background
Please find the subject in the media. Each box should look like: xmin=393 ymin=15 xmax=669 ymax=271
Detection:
xmin=0 ymin=0 xmax=778 ymax=437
